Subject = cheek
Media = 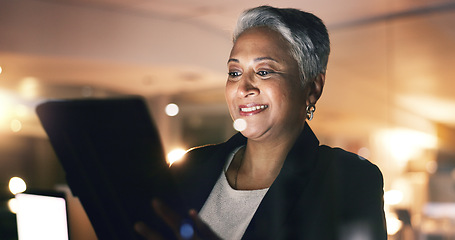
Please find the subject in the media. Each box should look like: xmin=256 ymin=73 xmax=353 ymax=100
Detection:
xmin=286 ymin=79 xmax=306 ymax=101
xmin=266 ymin=82 xmax=292 ymax=104
xmin=272 ymin=83 xmax=304 ymax=110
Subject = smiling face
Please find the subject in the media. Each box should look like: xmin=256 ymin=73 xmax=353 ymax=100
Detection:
xmin=226 ymin=27 xmax=309 ymax=142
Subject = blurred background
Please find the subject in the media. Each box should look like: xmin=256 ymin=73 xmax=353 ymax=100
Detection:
xmin=0 ymin=0 xmax=454 ymax=239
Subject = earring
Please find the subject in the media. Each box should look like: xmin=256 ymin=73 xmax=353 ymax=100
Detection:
xmin=306 ymin=104 xmax=316 ymax=121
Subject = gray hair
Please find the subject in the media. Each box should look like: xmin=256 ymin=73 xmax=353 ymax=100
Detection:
xmin=233 ymin=6 xmax=330 ymax=86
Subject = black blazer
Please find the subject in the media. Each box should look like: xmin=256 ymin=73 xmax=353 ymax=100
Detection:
xmin=170 ymin=123 xmax=387 ymax=239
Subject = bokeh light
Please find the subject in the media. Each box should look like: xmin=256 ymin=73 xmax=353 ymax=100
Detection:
xmin=357 ymin=147 xmax=370 ymax=160
xmin=15 ymin=104 xmax=30 ymax=118
xmin=378 ymin=128 xmax=437 ymax=164
xmin=81 ymin=86 xmax=93 ymax=97
xmin=167 ymin=148 xmax=187 ymax=166
xmin=11 ymin=119 xmax=22 ymax=132
xmin=426 ymin=161 xmax=438 ymax=174
xmin=9 ymin=177 xmax=27 ymax=195
xmin=180 ymin=221 xmax=194 ymax=240
xmin=384 ymin=190 xmax=403 ymax=205
xmin=0 ymin=94 xmax=12 ymax=122
xmin=165 ymin=103 xmax=179 ymax=117
xmin=233 ymin=118 xmax=247 ymax=132
xmin=8 ymin=198 xmax=18 ymax=214
xmin=19 ymin=77 xmax=39 ymax=99
xmin=386 ymin=212 xmax=403 ymax=236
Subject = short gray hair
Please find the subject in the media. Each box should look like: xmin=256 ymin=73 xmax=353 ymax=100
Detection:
xmin=233 ymin=6 xmax=330 ymax=86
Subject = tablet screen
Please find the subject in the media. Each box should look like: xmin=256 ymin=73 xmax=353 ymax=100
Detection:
xmin=36 ymin=97 xmax=184 ymax=240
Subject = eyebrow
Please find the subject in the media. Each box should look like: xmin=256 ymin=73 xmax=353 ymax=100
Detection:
xmin=227 ymin=58 xmax=239 ymax=64
xmin=227 ymin=57 xmax=279 ymax=64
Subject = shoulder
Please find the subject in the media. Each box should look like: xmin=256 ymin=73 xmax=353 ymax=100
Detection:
xmin=185 ymin=144 xmax=225 ymax=163
xmin=171 ymin=132 xmax=247 ymax=172
xmin=318 ymin=145 xmax=384 ymax=193
xmin=170 ymin=143 xmax=222 ymax=172
xmin=319 ymin=145 xmax=382 ymax=177
xmin=317 ymin=146 xmax=387 ymax=238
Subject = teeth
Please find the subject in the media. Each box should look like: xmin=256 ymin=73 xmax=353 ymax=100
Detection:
xmin=240 ymin=105 xmax=268 ymax=112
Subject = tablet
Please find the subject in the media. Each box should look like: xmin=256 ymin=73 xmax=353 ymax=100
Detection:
xmin=36 ymin=97 xmax=185 ymax=240
xmin=15 ymin=190 xmax=69 ymax=240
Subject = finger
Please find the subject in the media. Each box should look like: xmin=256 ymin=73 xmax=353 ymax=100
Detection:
xmin=152 ymin=199 xmax=183 ymax=237
xmin=134 ymin=221 xmax=164 ymax=240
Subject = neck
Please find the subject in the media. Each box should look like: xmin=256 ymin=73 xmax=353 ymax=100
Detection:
xmin=229 ymin=124 xmax=304 ymax=190
xmin=243 ymin=130 xmax=298 ymax=175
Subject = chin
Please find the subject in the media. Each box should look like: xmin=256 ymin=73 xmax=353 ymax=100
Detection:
xmin=240 ymin=127 xmax=268 ymax=140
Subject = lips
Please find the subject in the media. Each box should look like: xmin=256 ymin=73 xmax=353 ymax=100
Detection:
xmin=239 ymin=104 xmax=268 ymax=116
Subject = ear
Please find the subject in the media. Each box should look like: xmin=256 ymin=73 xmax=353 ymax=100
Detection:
xmin=306 ymin=73 xmax=325 ymax=106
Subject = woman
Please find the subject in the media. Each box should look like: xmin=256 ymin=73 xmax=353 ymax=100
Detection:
xmin=136 ymin=5 xmax=387 ymax=240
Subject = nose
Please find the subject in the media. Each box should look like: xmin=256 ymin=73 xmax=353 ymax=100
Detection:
xmin=238 ymin=74 xmax=259 ymax=98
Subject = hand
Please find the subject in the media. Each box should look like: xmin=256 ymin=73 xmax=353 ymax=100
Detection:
xmin=134 ymin=199 xmax=221 ymax=240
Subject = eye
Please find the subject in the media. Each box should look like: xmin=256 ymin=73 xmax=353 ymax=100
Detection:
xmin=256 ymin=70 xmax=269 ymax=76
xmin=257 ymin=68 xmax=277 ymax=77
xmin=228 ymin=71 xmax=241 ymax=77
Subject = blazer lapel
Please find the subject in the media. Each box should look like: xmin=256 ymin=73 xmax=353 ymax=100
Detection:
xmin=242 ymin=123 xmax=320 ymax=239
xmin=173 ymin=133 xmax=247 ymax=212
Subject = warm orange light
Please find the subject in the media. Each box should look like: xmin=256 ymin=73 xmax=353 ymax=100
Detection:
xmin=377 ymin=128 xmax=437 ymax=164
xmin=384 ymin=190 xmax=403 ymax=205
xmin=426 ymin=161 xmax=438 ymax=174
xmin=8 ymin=198 xmax=18 ymax=214
xmin=19 ymin=77 xmax=39 ymax=99
xmin=9 ymin=177 xmax=27 ymax=195
xmin=0 ymin=94 xmax=12 ymax=122
xmin=11 ymin=119 xmax=22 ymax=132
xmin=386 ymin=212 xmax=403 ymax=235
xmin=167 ymin=148 xmax=187 ymax=166
xmin=15 ymin=104 xmax=30 ymax=118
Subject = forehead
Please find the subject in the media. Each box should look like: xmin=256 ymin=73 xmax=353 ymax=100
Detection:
xmin=230 ymin=27 xmax=292 ymax=59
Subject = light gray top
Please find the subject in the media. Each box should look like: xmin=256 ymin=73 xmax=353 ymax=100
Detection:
xmin=199 ymin=146 xmax=269 ymax=240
